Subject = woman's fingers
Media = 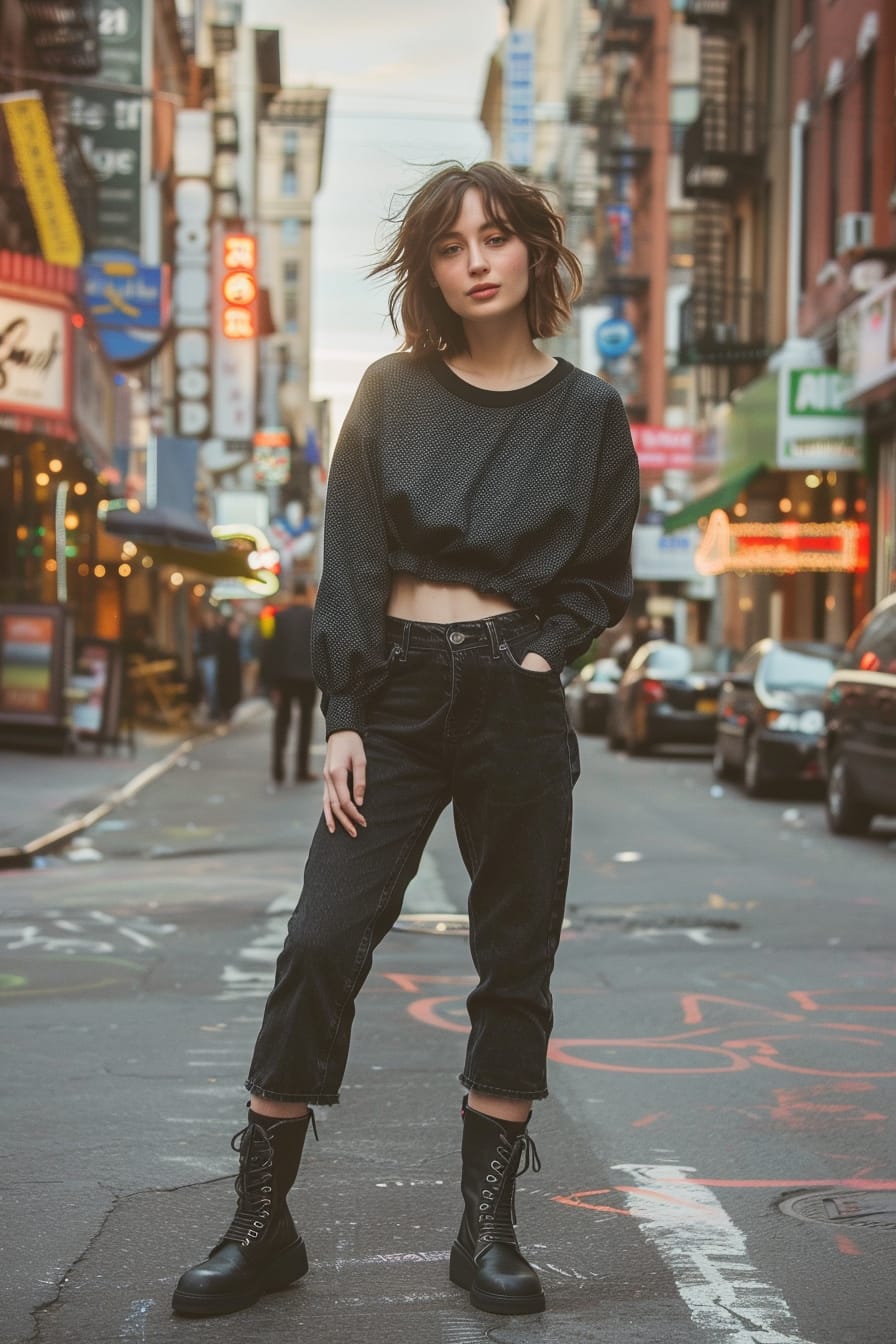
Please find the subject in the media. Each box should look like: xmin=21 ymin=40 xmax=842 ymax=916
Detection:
xmin=323 ymin=739 xmax=367 ymax=837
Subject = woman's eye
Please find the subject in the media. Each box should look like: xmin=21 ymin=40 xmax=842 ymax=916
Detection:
xmin=438 ymin=244 xmax=460 ymax=256
xmin=486 ymin=234 xmax=507 ymax=247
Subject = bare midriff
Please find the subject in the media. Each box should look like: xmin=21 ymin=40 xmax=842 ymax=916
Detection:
xmin=386 ymin=572 xmax=520 ymax=624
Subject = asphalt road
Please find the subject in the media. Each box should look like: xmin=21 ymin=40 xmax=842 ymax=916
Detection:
xmin=2 ymin=708 xmax=895 ymax=1344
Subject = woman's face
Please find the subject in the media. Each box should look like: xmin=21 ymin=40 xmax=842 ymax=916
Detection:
xmin=429 ymin=187 xmax=530 ymax=326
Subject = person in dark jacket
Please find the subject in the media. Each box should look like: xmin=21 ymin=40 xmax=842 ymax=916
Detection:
xmin=217 ymin=615 xmax=243 ymax=722
xmin=265 ymin=581 xmax=317 ymax=783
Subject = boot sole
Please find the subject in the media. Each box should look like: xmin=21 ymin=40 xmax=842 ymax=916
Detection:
xmin=171 ymin=1237 xmax=309 ymax=1317
xmin=449 ymin=1241 xmax=546 ymax=1316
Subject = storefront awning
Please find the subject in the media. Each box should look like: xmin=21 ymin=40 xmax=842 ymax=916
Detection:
xmin=100 ymin=505 xmax=255 ymax=578
xmin=662 ymin=462 xmax=770 ymax=534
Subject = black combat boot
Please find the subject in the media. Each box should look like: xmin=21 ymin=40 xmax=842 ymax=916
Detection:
xmin=449 ymin=1097 xmax=545 ymax=1315
xmin=172 ymin=1108 xmax=317 ymax=1317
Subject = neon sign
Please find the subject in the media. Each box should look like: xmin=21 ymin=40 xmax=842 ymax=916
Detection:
xmin=220 ymin=233 xmax=257 ymax=340
xmin=695 ymin=510 xmax=870 ymax=576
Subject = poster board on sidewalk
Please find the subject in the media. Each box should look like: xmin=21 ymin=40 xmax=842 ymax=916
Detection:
xmin=70 ymin=637 xmax=124 ymax=745
xmin=0 ymin=604 xmax=72 ymax=728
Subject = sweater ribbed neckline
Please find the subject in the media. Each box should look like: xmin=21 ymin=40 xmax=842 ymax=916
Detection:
xmin=425 ymin=354 xmax=574 ymax=407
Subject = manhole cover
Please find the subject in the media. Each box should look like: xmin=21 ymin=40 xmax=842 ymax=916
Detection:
xmin=778 ymin=1189 xmax=896 ymax=1230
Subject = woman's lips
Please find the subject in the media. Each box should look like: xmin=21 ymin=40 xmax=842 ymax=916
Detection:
xmin=468 ymin=285 xmax=499 ymax=299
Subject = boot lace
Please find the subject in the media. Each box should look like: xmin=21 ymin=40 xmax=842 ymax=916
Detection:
xmin=477 ymin=1132 xmax=541 ymax=1248
xmin=221 ymin=1120 xmax=276 ymax=1248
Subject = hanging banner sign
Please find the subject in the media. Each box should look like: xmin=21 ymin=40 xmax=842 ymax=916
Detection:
xmin=83 ymin=251 xmax=169 ymax=329
xmin=504 ymin=29 xmax=535 ymax=169
xmin=0 ymin=293 xmax=70 ymax=421
xmin=0 ymin=92 xmax=83 ymax=267
xmin=212 ymin=225 xmax=257 ymax=440
xmin=69 ymin=0 xmax=145 ymax=252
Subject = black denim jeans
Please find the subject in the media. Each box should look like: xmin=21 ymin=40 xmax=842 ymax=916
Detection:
xmin=246 ymin=608 xmax=580 ymax=1105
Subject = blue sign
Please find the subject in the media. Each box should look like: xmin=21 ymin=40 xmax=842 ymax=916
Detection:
xmin=504 ymin=30 xmax=535 ymax=168
xmin=596 ymin=317 xmax=636 ymax=360
xmin=83 ymin=251 xmax=169 ymax=329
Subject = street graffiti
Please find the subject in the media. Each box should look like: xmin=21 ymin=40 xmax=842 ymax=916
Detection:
xmin=382 ymin=976 xmax=896 ymax=1080
xmin=0 ymin=909 xmax=178 ymax=997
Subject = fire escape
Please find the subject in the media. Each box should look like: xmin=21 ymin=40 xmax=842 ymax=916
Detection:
xmin=679 ymin=1 xmax=769 ymax=408
xmin=0 ymin=0 xmax=100 ymax=256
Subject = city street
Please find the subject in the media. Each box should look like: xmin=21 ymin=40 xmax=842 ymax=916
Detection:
xmin=2 ymin=708 xmax=894 ymax=1344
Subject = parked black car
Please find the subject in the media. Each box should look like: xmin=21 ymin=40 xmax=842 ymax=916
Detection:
xmin=607 ymin=641 xmax=722 ymax=754
xmin=713 ymin=639 xmax=839 ymax=796
xmin=823 ymin=592 xmax=896 ymax=835
xmin=565 ymin=658 xmax=622 ymax=734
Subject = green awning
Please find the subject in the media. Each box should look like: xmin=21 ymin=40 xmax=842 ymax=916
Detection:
xmin=662 ymin=462 xmax=770 ymax=533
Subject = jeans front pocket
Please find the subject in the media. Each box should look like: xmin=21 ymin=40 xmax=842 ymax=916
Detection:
xmin=498 ymin=634 xmax=559 ymax=682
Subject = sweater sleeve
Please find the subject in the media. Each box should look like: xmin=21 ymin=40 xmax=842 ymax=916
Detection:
xmin=311 ymin=373 xmax=392 ymax=738
xmin=525 ymin=387 xmax=640 ymax=672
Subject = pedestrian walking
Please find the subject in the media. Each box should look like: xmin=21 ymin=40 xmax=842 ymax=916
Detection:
xmin=265 ymin=580 xmax=318 ymax=784
xmin=193 ymin=610 xmax=222 ymax=722
xmin=173 ymin=160 xmax=639 ymax=1320
xmin=217 ymin=614 xmax=243 ymax=722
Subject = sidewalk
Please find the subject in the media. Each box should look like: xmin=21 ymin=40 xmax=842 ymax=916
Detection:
xmin=0 ymin=701 xmax=263 ymax=864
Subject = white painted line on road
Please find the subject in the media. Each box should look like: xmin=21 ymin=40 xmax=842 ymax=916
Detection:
xmin=615 ymin=1163 xmax=814 ymax=1344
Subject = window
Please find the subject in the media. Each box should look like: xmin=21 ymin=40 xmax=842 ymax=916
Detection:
xmin=861 ymin=51 xmax=875 ymax=214
xmin=799 ymin=123 xmax=810 ymax=290
xmin=281 ymin=154 xmax=297 ymax=196
xmin=763 ymin=647 xmax=836 ymax=692
xmin=281 ymin=218 xmax=300 ymax=246
xmin=283 ymin=288 xmax=298 ymax=333
xmin=828 ymin=93 xmax=841 ymax=259
xmin=850 ymin=605 xmax=896 ymax=675
xmin=283 ymin=261 xmax=299 ymax=287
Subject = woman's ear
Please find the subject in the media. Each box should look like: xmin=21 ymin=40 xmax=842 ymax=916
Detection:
xmin=429 ymin=276 xmax=440 ymax=289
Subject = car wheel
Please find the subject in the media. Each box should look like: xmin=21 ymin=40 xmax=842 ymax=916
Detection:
xmin=743 ymin=733 xmax=766 ymax=797
xmin=826 ymin=749 xmax=873 ymax=836
xmin=712 ymin=738 xmax=732 ymax=780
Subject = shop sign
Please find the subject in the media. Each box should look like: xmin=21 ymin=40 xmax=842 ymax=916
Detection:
xmin=83 ymin=251 xmax=169 ymax=329
xmin=632 ymin=524 xmax=702 ymax=581
xmin=605 ymin=204 xmax=632 ymax=265
xmin=212 ymin=225 xmax=257 ymax=441
xmin=777 ymin=369 xmax=864 ymax=470
xmin=73 ymin=325 xmax=114 ymax=470
xmin=0 ymin=294 xmax=69 ymax=422
xmin=695 ymin=510 xmax=870 ymax=576
xmin=0 ymin=92 xmax=82 ymax=267
xmin=252 ymin=427 xmax=290 ymax=485
xmin=631 ymin=425 xmax=697 ymax=471
xmin=173 ymin=111 xmax=214 ymax=438
xmin=837 ymin=270 xmax=896 ymax=402
xmin=596 ymin=316 xmax=635 ymax=360
xmin=69 ymin=0 xmax=145 ymax=252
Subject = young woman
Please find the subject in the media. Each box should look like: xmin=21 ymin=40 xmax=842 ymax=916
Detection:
xmin=173 ymin=160 xmax=639 ymax=1320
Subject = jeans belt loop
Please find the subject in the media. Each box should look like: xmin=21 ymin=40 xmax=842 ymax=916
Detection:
xmin=484 ymin=618 xmax=502 ymax=659
xmin=399 ymin=620 xmax=412 ymax=662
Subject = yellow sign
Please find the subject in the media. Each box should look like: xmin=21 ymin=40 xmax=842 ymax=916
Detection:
xmin=1 ymin=92 xmax=83 ymax=267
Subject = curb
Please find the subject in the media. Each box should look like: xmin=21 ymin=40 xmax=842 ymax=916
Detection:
xmin=0 ymin=703 xmax=267 ymax=871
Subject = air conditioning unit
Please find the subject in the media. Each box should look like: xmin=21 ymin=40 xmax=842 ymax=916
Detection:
xmin=836 ymin=212 xmax=873 ymax=256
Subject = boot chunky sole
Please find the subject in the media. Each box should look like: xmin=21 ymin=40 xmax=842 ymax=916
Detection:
xmin=449 ymin=1241 xmax=545 ymax=1316
xmin=171 ymin=1236 xmax=308 ymax=1317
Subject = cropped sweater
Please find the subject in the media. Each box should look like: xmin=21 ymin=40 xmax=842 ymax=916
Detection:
xmin=312 ymin=351 xmax=640 ymax=738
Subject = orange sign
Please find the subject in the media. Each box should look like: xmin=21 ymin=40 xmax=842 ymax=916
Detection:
xmin=221 ymin=233 xmax=257 ymax=340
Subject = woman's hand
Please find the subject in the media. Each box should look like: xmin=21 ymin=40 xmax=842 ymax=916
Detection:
xmin=323 ymin=730 xmax=368 ymax=837
xmin=520 ymin=651 xmax=553 ymax=674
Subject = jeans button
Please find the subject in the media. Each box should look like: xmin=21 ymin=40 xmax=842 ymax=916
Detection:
xmin=449 ymin=631 xmax=465 ymax=645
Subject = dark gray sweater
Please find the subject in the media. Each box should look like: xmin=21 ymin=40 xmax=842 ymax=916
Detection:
xmin=313 ymin=352 xmax=640 ymax=738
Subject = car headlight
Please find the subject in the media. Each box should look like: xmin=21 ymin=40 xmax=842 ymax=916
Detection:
xmin=767 ymin=709 xmax=823 ymax=734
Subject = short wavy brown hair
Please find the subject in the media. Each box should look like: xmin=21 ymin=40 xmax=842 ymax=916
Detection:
xmin=370 ymin=161 xmax=583 ymax=357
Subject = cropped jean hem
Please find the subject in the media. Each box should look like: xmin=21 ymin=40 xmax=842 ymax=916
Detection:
xmin=245 ymin=1078 xmax=340 ymax=1106
xmin=459 ymin=1073 xmax=549 ymax=1102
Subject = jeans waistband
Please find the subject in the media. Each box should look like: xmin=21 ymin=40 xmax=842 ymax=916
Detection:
xmin=384 ymin=608 xmax=540 ymax=655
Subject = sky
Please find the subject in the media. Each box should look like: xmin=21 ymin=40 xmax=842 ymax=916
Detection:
xmin=244 ymin=0 xmax=506 ymax=433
